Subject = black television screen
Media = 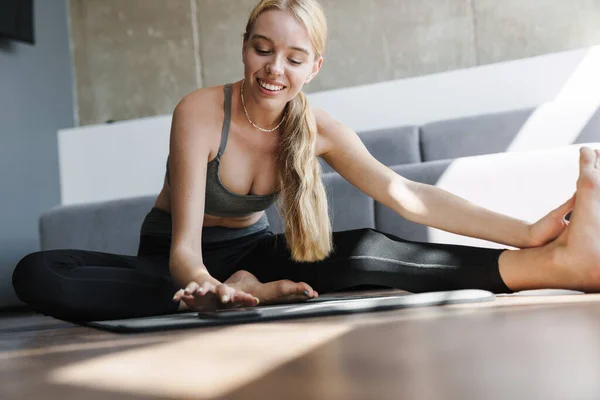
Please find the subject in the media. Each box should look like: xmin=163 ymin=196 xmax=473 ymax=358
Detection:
xmin=0 ymin=0 xmax=34 ymax=44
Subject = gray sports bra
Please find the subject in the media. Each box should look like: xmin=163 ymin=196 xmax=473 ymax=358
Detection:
xmin=165 ymin=84 xmax=280 ymax=218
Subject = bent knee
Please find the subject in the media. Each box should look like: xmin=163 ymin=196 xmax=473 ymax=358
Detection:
xmin=12 ymin=251 xmax=62 ymax=303
xmin=13 ymin=251 xmax=44 ymax=286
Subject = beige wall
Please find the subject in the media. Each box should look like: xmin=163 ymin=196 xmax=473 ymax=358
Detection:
xmin=69 ymin=0 xmax=600 ymax=126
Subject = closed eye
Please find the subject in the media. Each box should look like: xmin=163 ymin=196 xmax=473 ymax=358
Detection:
xmin=255 ymin=47 xmax=302 ymax=65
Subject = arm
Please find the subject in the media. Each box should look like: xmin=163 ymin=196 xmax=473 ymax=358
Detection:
xmin=167 ymin=92 xmax=221 ymax=288
xmin=315 ymin=109 xmax=532 ymax=248
xmin=168 ymin=90 xmax=259 ymax=310
xmin=388 ymin=180 xmax=532 ymax=248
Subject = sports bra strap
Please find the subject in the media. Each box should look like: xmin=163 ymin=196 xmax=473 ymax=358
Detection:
xmin=217 ymin=83 xmax=233 ymax=158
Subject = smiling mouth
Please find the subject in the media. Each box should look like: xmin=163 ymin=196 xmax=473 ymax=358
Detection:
xmin=257 ymin=78 xmax=286 ymax=92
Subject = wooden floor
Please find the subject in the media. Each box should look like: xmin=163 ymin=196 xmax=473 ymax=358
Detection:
xmin=3 ymin=290 xmax=600 ymax=400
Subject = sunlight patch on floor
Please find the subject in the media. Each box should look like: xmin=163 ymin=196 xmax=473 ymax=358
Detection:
xmin=49 ymin=322 xmax=352 ymax=399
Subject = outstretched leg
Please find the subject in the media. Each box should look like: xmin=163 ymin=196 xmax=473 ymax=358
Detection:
xmin=237 ymin=227 xmax=510 ymax=295
xmin=236 ymin=147 xmax=600 ymax=295
xmin=499 ymin=147 xmax=600 ymax=292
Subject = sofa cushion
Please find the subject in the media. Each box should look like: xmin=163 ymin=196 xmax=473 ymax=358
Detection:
xmin=265 ymin=171 xmax=376 ymax=235
xmin=319 ymin=126 xmax=420 ymax=174
xmin=40 ymin=195 xmax=156 ymax=255
xmin=374 ymin=160 xmax=452 ymax=242
xmin=420 ymin=108 xmax=535 ymax=162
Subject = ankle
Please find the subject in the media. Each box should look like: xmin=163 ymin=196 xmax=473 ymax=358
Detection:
xmin=549 ymin=242 xmax=595 ymax=291
xmin=498 ymin=243 xmax=574 ymax=292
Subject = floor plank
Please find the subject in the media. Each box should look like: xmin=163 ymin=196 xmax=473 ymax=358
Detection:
xmin=2 ymin=293 xmax=600 ymax=400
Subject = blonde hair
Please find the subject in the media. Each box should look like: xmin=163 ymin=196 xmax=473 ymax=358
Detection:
xmin=244 ymin=0 xmax=332 ymax=262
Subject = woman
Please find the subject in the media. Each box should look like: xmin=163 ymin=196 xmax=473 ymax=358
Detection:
xmin=12 ymin=0 xmax=600 ymax=321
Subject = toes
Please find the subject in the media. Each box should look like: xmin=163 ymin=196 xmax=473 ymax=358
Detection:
xmin=578 ymin=147 xmax=600 ymax=189
xmin=273 ymin=281 xmax=316 ymax=299
xmin=296 ymin=283 xmax=314 ymax=297
xmin=275 ymin=280 xmax=303 ymax=296
xmin=580 ymin=147 xmax=598 ymax=169
xmin=295 ymin=282 xmax=319 ymax=298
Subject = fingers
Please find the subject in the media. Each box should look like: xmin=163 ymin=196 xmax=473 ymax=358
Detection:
xmin=215 ymin=284 xmax=234 ymax=303
xmin=174 ymin=279 xmax=320 ymax=308
xmin=173 ymin=281 xmax=202 ymax=302
xmin=173 ymin=283 xmax=258 ymax=310
xmin=172 ymin=288 xmax=185 ymax=302
xmin=556 ymin=193 xmax=576 ymax=215
xmin=214 ymin=284 xmax=259 ymax=307
xmin=195 ymin=281 xmax=216 ymax=296
xmin=172 ymin=281 xmax=215 ymax=303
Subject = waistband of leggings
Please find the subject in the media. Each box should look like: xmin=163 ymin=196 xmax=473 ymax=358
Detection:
xmin=140 ymin=207 xmax=271 ymax=243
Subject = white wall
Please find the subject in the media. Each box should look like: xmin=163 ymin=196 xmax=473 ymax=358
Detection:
xmin=58 ymin=115 xmax=171 ymax=206
xmin=309 ymin=47 xmax=590 ymax=131
xmin=58 ymin=46 xmax=599 ymax=205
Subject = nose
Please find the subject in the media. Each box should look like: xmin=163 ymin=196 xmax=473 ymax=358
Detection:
xmin=266 ymin=56 xmax=284 ymax=76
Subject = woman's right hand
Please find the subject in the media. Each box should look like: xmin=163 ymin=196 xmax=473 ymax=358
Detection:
xmin=173 ymin=280 xmax=260 ymax=311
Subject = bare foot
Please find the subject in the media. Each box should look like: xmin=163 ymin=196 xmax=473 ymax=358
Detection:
xmin=223 ymin=270 xmax=319 ymax=305
xmin=552 ymin=147 xmax=600 ymax=291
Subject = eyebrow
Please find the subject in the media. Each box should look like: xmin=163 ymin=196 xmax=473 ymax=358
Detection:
xmin=250 ymin=34 xmax=310 ymax=55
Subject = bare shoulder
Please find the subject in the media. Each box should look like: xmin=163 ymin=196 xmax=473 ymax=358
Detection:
xmin=312 ymin=106 xmax=351 ymax=157
xmin=313 ymin=107 xmax=342 ymax=133
xmin=174 ymin=85 xmax=223 ymax=123
xmin=170 ymin=85 xmax=226 ymax=155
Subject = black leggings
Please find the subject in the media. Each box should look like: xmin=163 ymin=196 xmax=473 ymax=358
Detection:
xmin=12 ymin=226 xmax=511 ymax=321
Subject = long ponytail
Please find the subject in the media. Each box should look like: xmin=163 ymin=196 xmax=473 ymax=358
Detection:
xmin=276 ymin=91 xmax=333 ymax=262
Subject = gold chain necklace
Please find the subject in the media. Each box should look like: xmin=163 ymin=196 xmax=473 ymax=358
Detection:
xmin=240 ymin=79 xmax=287 ymax=132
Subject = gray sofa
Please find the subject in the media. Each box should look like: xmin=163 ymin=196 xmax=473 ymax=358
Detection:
xmin=8 ymin=105 xmax=600 ymax=308
xmin=39 ymin=105 xmax=600 ymax=253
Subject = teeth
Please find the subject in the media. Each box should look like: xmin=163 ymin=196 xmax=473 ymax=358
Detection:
xmin=259 ymin=79 xmax=284 ymax=91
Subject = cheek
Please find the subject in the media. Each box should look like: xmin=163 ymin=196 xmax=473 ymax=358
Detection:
xmin=244 ymin=52 xmax=263 ymax=68
xmin=288 ymin=68 xmax=311 ymax=85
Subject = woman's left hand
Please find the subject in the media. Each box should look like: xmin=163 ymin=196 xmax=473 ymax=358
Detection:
xmin=527 ymin=193 xmax=576 ymax=248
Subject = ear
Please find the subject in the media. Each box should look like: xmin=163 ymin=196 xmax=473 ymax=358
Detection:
xmin=306 ymin=56 xmax=323 ymax=84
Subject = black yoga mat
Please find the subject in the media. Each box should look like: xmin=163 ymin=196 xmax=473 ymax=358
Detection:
xmin=86 ymin=289 xmax=495 ymax=333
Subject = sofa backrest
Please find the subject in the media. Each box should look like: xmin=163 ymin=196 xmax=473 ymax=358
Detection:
xmin=39 ymin=105 xmax=600 ymax=255
xmin=420 ymin=108 xmax=535 ymax=161
xmin=420 ymin=106 xmax=600 ymax=162
xmin=319 ymin=125 xmax=421 ymax=174
xmin=40 ymin=195 xmax=157 ymax=256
